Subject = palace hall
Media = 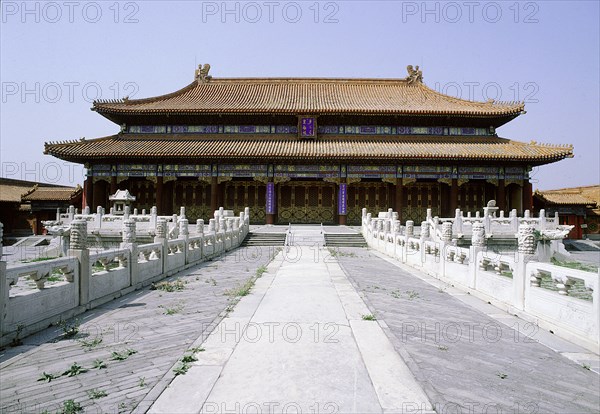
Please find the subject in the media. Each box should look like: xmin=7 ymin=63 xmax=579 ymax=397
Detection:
xmin=44 ymin=65 xmax=573 ymax=225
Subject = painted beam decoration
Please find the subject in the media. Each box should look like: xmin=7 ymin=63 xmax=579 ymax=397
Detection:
xmin=347 ymin=165 xmax=395 ymax=179
xmin=218 ymin=164 xmax=268 ymax=177
xmin=403 ymin=165 xmax=456 ymax=179
xmin=92 ymin=164 xmax=113 ymax=177
xmin=275 ymin=165 xmax=338 ymax=178
xmin=125 ymin=124 xmax=492 ymax=136
xmin=163 ymin=164 xmax=211 ymax=177
xmin=117 ymin=164 xmax=157 ymax=177
xmin=458 ymin=166 xmax=500 ymax=180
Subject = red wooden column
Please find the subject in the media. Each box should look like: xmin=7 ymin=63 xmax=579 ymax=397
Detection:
xmin=395 ymin=178 xmax=404 ymax=223
xmin=210 ymin=177 xmax=218 ymax=213
xmin=497 ymin=179 xmax=506 ymax=211
xmin=450 ymin=178 xmax=458 ymax=213
xmin=84 ymin=176 xmax=93 ymax=209
xmin=110 ymin=176 xmax=117 ymax=194
xmin=156 ymin=176 xmax=164 ymax=214
xmin=523 ymin=179 xmax=533 ymax=211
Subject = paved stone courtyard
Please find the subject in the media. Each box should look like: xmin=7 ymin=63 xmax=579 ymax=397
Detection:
xmin=1 ymin=246 xmax=278 ymax=413
xmin=1 ymin=227 xmax=599 ymax=414
xmin=336 ymin=247 xmax=600 ymax=413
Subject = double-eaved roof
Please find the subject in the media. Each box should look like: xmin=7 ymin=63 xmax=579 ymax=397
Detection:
xmin=43 ymin=68 xmax=573 ymax=166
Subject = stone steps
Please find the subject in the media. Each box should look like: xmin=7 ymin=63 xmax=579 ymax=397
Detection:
xmin=240 ymin=232 xmax=287 ymax=246
xmin=324 ymin=233 xmax=367 ymax=247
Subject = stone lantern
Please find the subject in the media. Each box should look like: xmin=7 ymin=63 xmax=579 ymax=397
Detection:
xmin=109 ymin=189 xmax=136 ymax=215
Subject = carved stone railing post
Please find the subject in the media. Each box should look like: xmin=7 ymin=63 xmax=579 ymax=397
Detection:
xmin=179 ymin=218 xmax=189 ymax=262
xmin=392 ymin=220 xmax=401 ymax=234
xmin=405 ymin=221 xmax=414 ymax=238
xmin=441 ymin=222 xmax=453 ymax=243
xmin=196 ymin=219 xmax=204 ymax=235
xmin=513 ymin=224 xmax=536 ymax=310
xmin=421 ymin=221 xmax=430 ymax=239
xmin=179 ymin=218 xmax=189 ymax=240
xmin=471 ymin=222 xmax=485 ymax=248
xmin=121 ymin=219 xmax=138 ymax=288
xmin=155 ymin=218 xmax=168 ymax=275
xmin=68 ymin=220 xmax=90 ymax=307
xmin=467 ymin=222 xmax=486 ymax=289
xmin=208 ymin=219 xmax=216 ymax=233
xmin=150 ymin=206 xmax=157 ymax=228
xmin=383 ymin=219 xmax=391 ymax=233
xmin=518 ymin=224 xmax=536 ymax=255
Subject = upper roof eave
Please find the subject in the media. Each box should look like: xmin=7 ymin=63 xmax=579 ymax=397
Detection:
xmin=91 ymin=76 xmax=525 ymax=122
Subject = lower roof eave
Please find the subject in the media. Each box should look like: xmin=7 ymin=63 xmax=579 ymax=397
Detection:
xmin=45 ymin=153 xmax=571 ymax=166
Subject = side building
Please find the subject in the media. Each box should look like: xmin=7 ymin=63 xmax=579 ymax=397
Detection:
xmin=534 ymin=185 xmax=599 ymax=239
xmin=44 ymin=66 xmax=573 ymax=225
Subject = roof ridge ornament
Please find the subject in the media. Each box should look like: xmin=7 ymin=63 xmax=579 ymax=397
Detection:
xmin=195 ymin=63 xmax=212 ymax=83
xmin=406 ymin=65 xmax=423 ymax=85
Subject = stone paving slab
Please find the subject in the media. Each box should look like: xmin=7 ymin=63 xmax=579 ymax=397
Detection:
xmin=335 ymin=247 xmax=600 ymax=414
xmin=0 ymin=246 xmax=279 ymax=413
xmin=151 ymin=234 xmax=433 ymax=414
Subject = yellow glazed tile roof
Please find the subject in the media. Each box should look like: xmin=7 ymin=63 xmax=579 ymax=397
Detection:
xmin=45 ymin=135 xmax=573 ymax=164
xmin=93 ymin=78 xmax=524 ymax=117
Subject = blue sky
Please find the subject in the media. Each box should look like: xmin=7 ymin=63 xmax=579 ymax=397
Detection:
xmin=1 ymin=0 xmax=598 ymax=190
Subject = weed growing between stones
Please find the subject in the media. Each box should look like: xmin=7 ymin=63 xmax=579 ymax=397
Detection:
xmin=58 ymin=318 xmax=80 ymax=339
xmin=110 ymin=348 xmax=137 ymax=361
xmin=256 ymin=265 xmax=267 ymax=278
xmin=78 ymin=335 xmax=102 ymax=350
xmin=59 ymin=399 xmax=83 ymax=414
xmin=10 ymin=323 xmax=25 ymax=347
xmin=87 ymin=389 xmax=108 ymax=399
xmin=151 ymin=279 xmax=187 ymax=292
xmin=159 ymin=301 xmax=185 ymax=315
xmin=62 ymin=363 xmax=88 ymax=377
xmin=173 ymin=347 xmax=205 ymax=376
xmin=37 ymin=372 xmax=60 ymax=382
xmin=362 ymin=314 xmax=376 ymax=321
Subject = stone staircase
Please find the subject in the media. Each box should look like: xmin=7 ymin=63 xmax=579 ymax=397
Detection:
xmin=324 ymin=232 xmax=368 ymax=247
xmin=240 ymin=232 xmax=287 ymax=247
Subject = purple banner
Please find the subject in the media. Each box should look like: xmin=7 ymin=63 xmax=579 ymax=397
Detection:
xmin=266 ymin=182 xmax=276 ymax=215
xmin=338 ymin=183 xmax=347 ymax=215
